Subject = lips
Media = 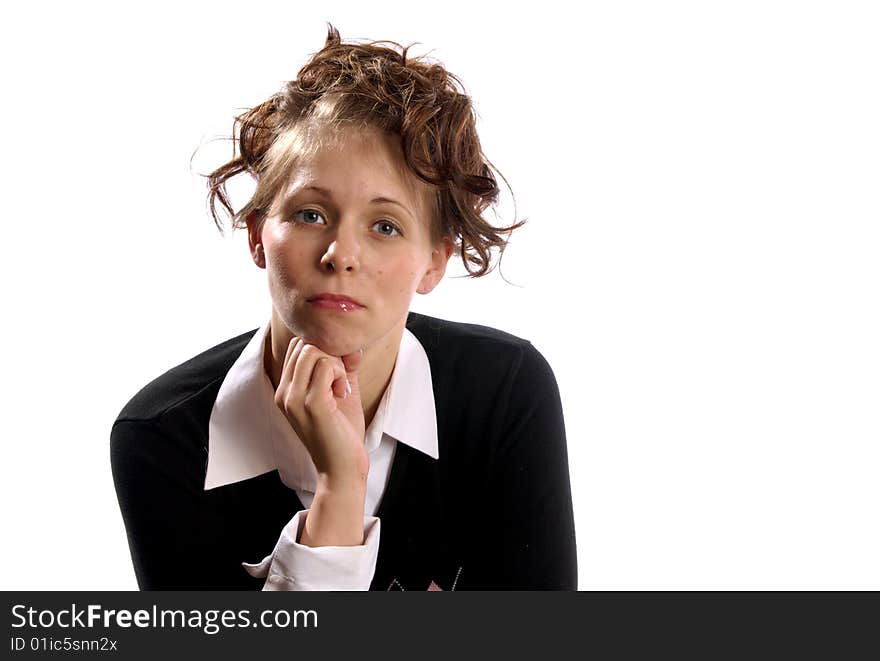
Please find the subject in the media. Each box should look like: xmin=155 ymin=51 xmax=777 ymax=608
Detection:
xmin=307 ymin=293 xmax=366 ymax=311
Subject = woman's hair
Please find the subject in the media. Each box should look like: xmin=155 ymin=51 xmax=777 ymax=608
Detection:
xmin=205 ymin=24 xmax=523 ymax=276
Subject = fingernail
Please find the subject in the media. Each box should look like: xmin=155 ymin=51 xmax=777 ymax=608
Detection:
xmin=345 ymin=378 xmax=352 ymax=395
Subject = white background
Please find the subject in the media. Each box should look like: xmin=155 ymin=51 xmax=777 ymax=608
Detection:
xmin=1 ymin=1 xmax=878 ymax=590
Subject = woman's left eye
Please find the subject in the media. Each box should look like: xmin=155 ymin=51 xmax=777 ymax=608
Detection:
xmin=372 ymin=220 xmax=401 ymax=237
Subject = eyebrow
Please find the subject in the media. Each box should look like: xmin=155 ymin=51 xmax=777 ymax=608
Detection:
xmin=295 ymin=185 xmax=413 ymax=214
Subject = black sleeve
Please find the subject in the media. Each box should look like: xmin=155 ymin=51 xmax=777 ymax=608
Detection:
xmin=475 ymin=342 xmax=578 ymax=590
xmin=110 ymin=419 xmax=257 ymax=590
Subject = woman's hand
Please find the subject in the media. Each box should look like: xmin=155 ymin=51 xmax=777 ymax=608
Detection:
xmin=273 ymin=337 xmax=369 ymax=547
xmin=274 ymin=337 xmax=368 ymax=485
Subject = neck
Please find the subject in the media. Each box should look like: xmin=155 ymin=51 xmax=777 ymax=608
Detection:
xmin=263 ymin=310 xmax=404 ymax=428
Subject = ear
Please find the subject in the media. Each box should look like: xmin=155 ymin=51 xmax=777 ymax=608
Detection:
xmin=416 ymin=236 xmax=454 ymax=295
xmin=246 ymin=210 xmax=266 ymax=269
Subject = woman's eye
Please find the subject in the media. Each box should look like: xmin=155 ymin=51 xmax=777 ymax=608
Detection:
xmin=372 ymin=220 xmax=401 ymax=237
xmin=293 ymin=209 xmax=326 ymax=225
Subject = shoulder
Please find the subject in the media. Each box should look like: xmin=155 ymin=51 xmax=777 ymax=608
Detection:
xmin=407 ymin=310 xmax=528 ymax=363
xmin=405 ymin=311 xmax=555 ymax=391
xmin=113 ymin=328 xmax=259 ymax=425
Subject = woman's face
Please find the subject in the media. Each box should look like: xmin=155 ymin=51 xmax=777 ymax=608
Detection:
xmin=249 ymin=126 xmax=451 ymax=357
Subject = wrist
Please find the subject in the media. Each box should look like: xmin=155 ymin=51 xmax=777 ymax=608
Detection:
xmin=316 ymin=470 xmax=367 ymax=497
xmin=300 ymin=486 xmax=367 ymax=548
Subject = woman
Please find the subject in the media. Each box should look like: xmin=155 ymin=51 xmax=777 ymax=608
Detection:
xmin=111 ymin=25 xmax=577 ymax=590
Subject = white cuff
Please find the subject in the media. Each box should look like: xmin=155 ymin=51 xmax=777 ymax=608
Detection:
xmin=241 ymin=509 xmax=381 ymax=591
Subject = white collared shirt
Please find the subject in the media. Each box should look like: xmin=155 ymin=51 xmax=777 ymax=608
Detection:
xmin=203 ymin=319 xmax=438 ymax=591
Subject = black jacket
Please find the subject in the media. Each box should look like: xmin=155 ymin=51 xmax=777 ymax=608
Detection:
xmin=111 ymin=312 xmax=577 ymax=590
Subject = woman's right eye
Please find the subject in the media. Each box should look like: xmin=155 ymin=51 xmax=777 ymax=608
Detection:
xmin=292 ymin=209 xmax=326 ymax=225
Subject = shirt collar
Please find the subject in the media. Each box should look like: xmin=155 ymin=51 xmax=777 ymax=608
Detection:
xmin=204 ymin=320 xmax=438 ymax=491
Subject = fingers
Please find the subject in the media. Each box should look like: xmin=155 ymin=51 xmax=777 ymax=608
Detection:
xmin=311 ymin=357 xmax=348 ymax=404
xmin=330 ymin=364 xmax=351 ymax=400
xmin=276 ymin=338 xmax=302 ymax=403
xmin=279 ymin=339 xmax=348 ymax=415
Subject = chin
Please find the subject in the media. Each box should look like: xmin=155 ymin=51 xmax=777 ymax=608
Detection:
xmin=292 ymin=320 xmax=366 ymax=357
xmin=308 ymin=336 xmax=362 ymax=357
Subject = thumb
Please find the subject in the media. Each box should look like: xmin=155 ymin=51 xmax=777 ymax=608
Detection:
xmin=341 ymin=347 xmax=363 ymax=374
xmin=340 ymin=348 xmax=364 ymax=397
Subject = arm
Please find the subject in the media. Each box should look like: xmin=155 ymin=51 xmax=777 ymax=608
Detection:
xmin=247 ymin=337 xmax=378 ymax=590
xmin=111 ymin=418 xmax=380 ymax=591
xmin=242 ymin=510 xmax=380 ymax=591
xmin=274 ymin=338 xmax=369 ymax=546
xmin=111 ymin=337 xmax=378 ymax=591
xmin=110 ymin=419 xmax=256 ymax=590
xmin=476 ymin=342 xmax=578 ymax=589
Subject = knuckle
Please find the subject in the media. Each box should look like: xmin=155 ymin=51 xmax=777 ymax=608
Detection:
xmin=275 ymin=398 xmax=292 ymax=416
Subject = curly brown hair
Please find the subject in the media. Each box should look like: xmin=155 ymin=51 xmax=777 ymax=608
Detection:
xmin=205 ymin=24 xmax=523 ymax=276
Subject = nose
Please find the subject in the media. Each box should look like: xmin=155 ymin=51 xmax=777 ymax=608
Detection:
xmin=320 ymin=226 xmax=360 ymax=274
